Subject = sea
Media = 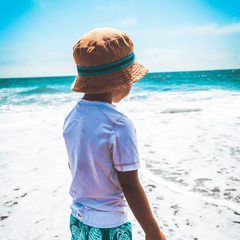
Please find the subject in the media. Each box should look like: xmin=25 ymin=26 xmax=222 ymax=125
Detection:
xmin=0 ymin=69 xmax=240 ymax=240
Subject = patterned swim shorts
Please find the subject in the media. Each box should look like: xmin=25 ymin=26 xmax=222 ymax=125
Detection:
xmin=70 ymin=214 xmax=132 ymax=240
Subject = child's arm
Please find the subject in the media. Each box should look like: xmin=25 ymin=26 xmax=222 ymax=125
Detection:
xmin=117 ymin=170 xmax=166 ymax=240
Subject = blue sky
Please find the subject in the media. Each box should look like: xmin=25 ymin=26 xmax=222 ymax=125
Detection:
xmin=0 ymin=0 xmax=240 ymax=78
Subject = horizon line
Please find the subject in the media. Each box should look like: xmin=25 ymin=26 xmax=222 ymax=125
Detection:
xmin=0 ymin=68 xmax=239 ymax=80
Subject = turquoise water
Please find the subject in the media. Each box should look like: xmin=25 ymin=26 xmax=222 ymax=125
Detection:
xmin=0 ymin=69 xmax=239 ymax=108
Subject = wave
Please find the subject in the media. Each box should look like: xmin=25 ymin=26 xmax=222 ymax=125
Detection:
xmin=160 ymin=107 xmax=202 ymax=114
xmin=18 ymin=86 xmax=59 ymax=95
xmin=139 ymin=168 xmax=240 ymax=213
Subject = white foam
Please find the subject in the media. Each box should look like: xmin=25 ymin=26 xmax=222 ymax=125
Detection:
xmin=1 ymin=88 xmax=240 ymax=239
xmin=117 ymin=89 xmax=240 ymax=207
xmin=160 ymin=107 xmax=202 ymax=114
xmin=139 ymin=168 xmax=240 ymax=213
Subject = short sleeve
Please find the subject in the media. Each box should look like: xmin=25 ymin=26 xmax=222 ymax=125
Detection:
xmin=111 ymin=116 xmax=140 ymax=172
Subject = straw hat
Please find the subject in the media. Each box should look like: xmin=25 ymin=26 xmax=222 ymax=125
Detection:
xmin=72 ymin=27 xmax=149 ymax=94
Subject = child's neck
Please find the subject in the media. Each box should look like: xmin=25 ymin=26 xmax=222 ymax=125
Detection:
xmin=83 ymin=93 xmax=113 ymax=104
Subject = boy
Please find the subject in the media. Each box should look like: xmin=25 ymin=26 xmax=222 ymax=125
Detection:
xmin=63 ymin=27 xmax=166 ymax=240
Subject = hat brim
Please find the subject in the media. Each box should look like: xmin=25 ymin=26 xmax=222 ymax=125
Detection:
xmin=71 ymin=59 xmax=149 ymax=94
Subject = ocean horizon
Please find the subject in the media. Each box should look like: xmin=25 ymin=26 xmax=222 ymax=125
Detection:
xmin=1 ymin=67 xmax=239 ymax=78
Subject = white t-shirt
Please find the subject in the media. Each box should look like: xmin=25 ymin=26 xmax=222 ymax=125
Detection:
xmin=63 ymin=99 xmax=140 ymax=228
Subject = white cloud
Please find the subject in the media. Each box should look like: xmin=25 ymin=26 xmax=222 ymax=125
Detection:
xmin=142 ymin=48 xmax=183 ymax=60
xmin=170 ymin=23 xmax=240 ymax=36
xmin=215 ymin=23 xmax=240 ymax=34
xmin=138 ymin=47 xmax=240 ymax=72
xmin=0 ymin=60 xmax=77 ymax=78
xmin=117 ymin=18 xmax=137 ymax=27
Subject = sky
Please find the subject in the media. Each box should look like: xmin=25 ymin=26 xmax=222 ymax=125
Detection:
xmin=0 ymin=0 xmax=240 ymax=78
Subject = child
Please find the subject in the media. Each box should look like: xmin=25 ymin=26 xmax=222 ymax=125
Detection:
xmin=63 ymin=27 xmax=166 ymax=240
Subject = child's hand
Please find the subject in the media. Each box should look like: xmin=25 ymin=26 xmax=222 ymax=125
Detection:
xmin=146 ymin=230 xmax=166 ymax=240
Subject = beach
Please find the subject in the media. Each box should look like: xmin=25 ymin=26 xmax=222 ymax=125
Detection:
xmin=0 ymin=70 xmax=240 ymax=239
